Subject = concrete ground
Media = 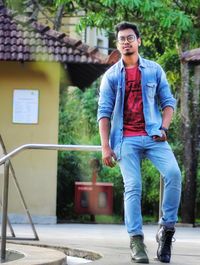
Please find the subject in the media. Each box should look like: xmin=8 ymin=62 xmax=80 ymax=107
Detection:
xmin=5 ymin=223 xmax=200 ymax=265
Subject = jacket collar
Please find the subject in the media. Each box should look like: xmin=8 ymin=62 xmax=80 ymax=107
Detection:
xmin=138 ymin=56 xmax=146 ymax=68
xmin=118 ymin=54 xmax=146 ymax=71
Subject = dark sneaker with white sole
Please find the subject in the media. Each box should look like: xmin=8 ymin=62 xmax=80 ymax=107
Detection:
xmin=156 ymin=226 xmax=175 ymax=263
xmin=130 ymin=235 xmax=149 ymax=263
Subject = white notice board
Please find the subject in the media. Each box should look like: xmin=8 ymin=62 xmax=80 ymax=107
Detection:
xmin=13 ymin=89 xmax=39 ymax=124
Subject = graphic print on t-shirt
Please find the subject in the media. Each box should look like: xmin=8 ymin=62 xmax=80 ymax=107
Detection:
xmin=123 ymin=66 xmax=147 ymax=136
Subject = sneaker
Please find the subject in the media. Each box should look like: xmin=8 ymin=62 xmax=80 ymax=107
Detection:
xmin=156 ymin=226 xmax=175 ymax=263
xmin=130 ymin=235 xmax=149 ymax=263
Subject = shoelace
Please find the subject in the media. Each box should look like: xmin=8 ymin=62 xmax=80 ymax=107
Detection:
xmin=162 ymin=231 xmax=175 ymax=252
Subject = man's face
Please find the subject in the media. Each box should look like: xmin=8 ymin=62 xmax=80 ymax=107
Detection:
xmin=116 ymin=28 xmax=141 ymax=56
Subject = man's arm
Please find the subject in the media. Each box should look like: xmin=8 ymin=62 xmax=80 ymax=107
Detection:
xmin=155 ymin=65 xmax=175 ymax=141
xmin=99 ymin=117 xmax=117 ymax=167
xmin=161 ymin=106 xmax=174 ymax=129
xmin=154 ymin=106 xmax=174 ymax=141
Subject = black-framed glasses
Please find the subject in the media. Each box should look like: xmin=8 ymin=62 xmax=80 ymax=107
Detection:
xmin=117 ymin=34 xmax=136 ymax=44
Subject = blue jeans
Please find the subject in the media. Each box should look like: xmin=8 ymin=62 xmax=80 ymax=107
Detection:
xmin=118 ymin=136 xmax=182 ymax=237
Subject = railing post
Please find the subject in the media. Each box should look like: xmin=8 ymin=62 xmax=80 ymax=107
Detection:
xmin=1 ymin=160 xmax=9 ymax=262
xmin=159 ymin=175 xmax=164 ymax=223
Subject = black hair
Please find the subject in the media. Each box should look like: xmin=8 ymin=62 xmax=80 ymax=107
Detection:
xmin=115 ymin=21 xmax=140 ymax=39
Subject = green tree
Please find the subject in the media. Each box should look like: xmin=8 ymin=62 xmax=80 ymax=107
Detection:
xmin=4 ymin=0 xmax=69 ymax=31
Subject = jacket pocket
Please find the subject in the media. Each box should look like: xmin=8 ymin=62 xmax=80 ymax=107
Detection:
xmin=146 ymin=82 xmax=157 ymax=98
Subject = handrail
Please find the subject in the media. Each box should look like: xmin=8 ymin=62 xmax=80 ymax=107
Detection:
xmin=0 ymin=144 xmax=102 ymax=165
xmin=0 ymin=143 xmax=163 ymax=262
xmin=0 ymin=143 xmax=102 ymax=261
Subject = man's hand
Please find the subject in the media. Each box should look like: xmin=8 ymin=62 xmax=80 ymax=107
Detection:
xmin=153 ymin=130 xmax=167 ymax=142
xmin=102 ymin=145 xmax=117 ymax=168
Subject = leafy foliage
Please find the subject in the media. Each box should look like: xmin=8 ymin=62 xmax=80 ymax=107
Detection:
xmin=55 ymin=0 xmax=200 ymax=53
xmin=57 ymin=83 xmax=104 ymax=219
xmin=57 ymin=151 xmax=82 ymax=219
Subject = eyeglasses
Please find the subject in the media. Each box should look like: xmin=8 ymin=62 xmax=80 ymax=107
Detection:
xmin=117 ymin=34 xmax=137 ymax=44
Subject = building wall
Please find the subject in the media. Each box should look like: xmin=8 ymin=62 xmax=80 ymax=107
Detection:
xmin=85 ymin=27 xmax=109 ymax=55
xmin=66 ymin=19 xmax=109 ymax=55
xmin=0 ymin=61 xmax=60 ymax=224
xmin=38 ymin=14 xmax=109 ymax=55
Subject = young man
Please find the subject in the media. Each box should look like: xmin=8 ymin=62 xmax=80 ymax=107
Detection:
xmin=97 ymin=21 xmax=182 ymax=263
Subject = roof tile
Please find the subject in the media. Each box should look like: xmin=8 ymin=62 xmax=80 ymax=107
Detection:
xmin=0 ymin=2 xmax=120 ymax=88
xmin=181 ymin=48 xmax=200 ymax=63
xmin=0 ymin=5 xmax=108 ymax=65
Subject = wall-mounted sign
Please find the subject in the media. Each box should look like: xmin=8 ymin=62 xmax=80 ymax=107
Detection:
xmin=13 ymin=89 xmax=39 ymax=124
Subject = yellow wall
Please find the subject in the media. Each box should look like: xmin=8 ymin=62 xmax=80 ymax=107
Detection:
xmin=0 ymin=61 xmax=60 ymax=223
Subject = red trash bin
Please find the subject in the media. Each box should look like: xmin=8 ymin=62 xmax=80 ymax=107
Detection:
xmin=75 ymin=181 xmax=113 ymax=215
xmin=74 ymin=159 xmax=113 ymax=215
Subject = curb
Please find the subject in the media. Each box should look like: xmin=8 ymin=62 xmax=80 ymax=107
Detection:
xmin=4 ymin=243 xmax=66 ymax=265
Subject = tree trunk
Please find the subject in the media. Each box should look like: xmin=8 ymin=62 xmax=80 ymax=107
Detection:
xmin=193 ymin=65 xmax=200 ymax=149
xmin=180 ymin=57 xmax=200 ymax=224
xmin=23 ymin=0 xmax=39 ymax=20
xmin=180 ymin=60 xmax=195 ymax=224
xmin=192 ymin=64 xmax=200 ymax=160
xmin=53 ymin=4 xmax=65 ymax=31
xmin=191 ymin=65 xmax=200 ymax=221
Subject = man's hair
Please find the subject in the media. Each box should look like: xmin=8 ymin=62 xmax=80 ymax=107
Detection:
xmin=115 ymin=21 xmax=140 ymax=39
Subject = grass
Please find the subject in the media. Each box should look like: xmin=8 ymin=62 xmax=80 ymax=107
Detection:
xmin=70 ymin=214 xmax=158 ymax=224
xmin=95 ymin=215 xmax=123 ymax=224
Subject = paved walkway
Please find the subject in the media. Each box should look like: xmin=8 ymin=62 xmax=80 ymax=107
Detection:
xmin=6 ymin=223 xmax=200 ymax=264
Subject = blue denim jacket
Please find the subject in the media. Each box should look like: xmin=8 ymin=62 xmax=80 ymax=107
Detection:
xmin=97 ymin=56 xmax=176 ymax=159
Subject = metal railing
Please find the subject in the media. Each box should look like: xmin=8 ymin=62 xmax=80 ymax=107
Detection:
xmin=0 ymin=144 xmax=101 ymax=262
xmin=0 ymin=143 xmax=163 ymax=262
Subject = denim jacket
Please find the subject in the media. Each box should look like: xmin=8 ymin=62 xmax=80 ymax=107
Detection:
xmin=97 ymin=56 xmax=176 ymax=159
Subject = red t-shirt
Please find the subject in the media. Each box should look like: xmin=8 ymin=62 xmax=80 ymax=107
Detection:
xmin=123 ymin=66 xmax=147 ymax=136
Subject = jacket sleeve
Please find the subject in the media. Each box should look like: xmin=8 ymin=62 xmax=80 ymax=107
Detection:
xmin=156 ymin=65 xmax=176 ymax=110
xmin=97 ymin=71 xmax=116 ymax=122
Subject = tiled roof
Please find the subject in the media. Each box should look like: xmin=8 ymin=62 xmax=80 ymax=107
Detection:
xmin=181 ymin=48 xmax=200 ymax=64
xmin=0 ymin=3 xmax=106 ymax=63
xmin=0 ymin=1 xmax=120 ymax=89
